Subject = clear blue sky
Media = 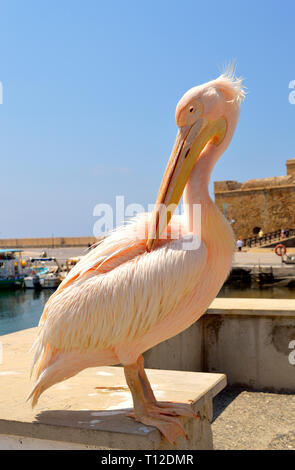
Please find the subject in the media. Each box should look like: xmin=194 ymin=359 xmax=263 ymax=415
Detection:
xmin=1 ymin=0 xmax=294 ymax=238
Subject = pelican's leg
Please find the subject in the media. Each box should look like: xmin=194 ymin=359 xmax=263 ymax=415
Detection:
xmin=123 ymin=361 xmax=186 ymax=445
xmin=137 ymin=355 xmax=200 ymax=419
xmin=137 ymin=355 xmax=156 ymax=403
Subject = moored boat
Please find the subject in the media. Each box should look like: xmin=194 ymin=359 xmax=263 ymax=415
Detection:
xmin=0 ymin=249 xmax=25 ymax=289
xmin=24 ymin=257 xmax=62 ymax=289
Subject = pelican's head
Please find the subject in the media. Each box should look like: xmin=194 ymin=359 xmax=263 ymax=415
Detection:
xmin=147 ymin=69 xmax=245 ymax=251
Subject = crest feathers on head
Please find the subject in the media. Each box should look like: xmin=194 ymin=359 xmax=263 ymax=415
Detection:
xmin=215 ymin=62 xmax=246 ymax=104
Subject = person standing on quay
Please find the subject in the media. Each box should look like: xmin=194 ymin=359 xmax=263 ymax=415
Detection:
xmin=237 ymin=238 xmax=243 ymax=252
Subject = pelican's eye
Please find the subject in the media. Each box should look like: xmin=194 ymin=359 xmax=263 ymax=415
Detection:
xmin=189 ymin=106 xmax=194 ymax=113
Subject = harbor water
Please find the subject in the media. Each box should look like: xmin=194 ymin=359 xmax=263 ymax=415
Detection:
xmin=0 ymin=289 xmax=53 ymax=336
xmin=0 ymin=285 xmax=295 ymax=337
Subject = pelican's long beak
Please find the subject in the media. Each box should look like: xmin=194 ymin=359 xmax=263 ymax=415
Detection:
xmin=146 ymin=116 xmax=226 ymax=251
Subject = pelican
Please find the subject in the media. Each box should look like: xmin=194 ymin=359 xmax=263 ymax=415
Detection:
xmin=28 ymin=69 xmax=245 ymax=444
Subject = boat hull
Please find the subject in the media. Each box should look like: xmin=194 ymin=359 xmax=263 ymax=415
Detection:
xmin=24 ymin=275 xmax=60 ymax=290
xmin=0 ymin=278 xmax=24 ymax=289
xmin=24 ymin=276 xmax=42 ymax=289
xmin=40 ymin=276 xmax=61 ymax=289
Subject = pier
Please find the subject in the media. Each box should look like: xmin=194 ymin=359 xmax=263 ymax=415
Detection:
xmin=17 ymin=246 xmax=295 ymax=287
xmin=229 ymin=250 xmax=295 ymax=286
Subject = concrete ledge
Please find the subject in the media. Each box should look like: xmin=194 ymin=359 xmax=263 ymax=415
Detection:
xmin=0 ymin=328 xmax=226 ymax=450
xmin=144 ymin=298 xmax=295 ymax=392
xmin=208 ymin=298 xmax=295 ymax=317
xmin=203 ymin=300 xmax=295 ymax=391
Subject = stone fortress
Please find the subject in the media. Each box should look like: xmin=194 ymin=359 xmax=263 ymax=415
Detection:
xmin=214 ymin=158 xmax=295 ymax=239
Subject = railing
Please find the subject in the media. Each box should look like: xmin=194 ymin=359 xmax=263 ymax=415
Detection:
xmin=242 ymin=228 xmax=295 ymax=248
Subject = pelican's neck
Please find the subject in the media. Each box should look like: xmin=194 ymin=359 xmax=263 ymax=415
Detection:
xmin=183 ymin=151 xmax=213 ymax=208
xmin=183 ymin=151 xmax=215 ymax=235
xmin=183 ymin=149 xmax=235 ymax=260
xmin=183 ymin=107 xmax=239 ymax=245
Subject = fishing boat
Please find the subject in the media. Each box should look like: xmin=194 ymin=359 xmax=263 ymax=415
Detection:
xmin=0 ymin=249 xmax=25 ymax=289
xmin=24 ymin=257 xmax=62 ymax=289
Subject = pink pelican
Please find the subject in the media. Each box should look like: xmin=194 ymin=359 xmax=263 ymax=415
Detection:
xmin=28 ymin=69 xmax=245 ymax=444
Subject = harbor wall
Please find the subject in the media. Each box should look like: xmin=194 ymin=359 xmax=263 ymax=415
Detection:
xmin=0 ymin=236 xmax=98 ymax=248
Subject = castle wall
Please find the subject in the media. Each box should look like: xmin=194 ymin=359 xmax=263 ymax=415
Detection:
xmin=214 ymin=184 xmax=295 ymax=239
xmin=286 ymin=159 xmax=295 ymax=177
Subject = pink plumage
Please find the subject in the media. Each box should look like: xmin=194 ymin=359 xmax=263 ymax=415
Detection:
xmin=28 ymin=69 xmax=244 ymax=444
